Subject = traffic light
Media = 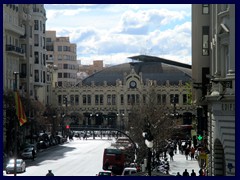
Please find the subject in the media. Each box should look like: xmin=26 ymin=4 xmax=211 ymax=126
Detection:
xmin=66 ymin=125 xmax=70 ymax=129
xmin=197 ymin=134 xmax=203 ymax=141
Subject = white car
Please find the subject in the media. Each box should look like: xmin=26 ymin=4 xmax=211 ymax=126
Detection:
xmin=6 ymin=159 xmax=26 ymax=174
xmin=122 ymin=167 xmax=137 ymax=176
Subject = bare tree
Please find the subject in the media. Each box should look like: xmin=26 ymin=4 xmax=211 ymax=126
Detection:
xmin=126 ymin=87 xmax=175 ymax=163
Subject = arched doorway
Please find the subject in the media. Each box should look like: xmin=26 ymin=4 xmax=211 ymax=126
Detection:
xmin=214 ymin=139 xmax=225 ymax=176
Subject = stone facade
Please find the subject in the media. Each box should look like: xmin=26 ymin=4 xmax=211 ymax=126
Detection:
xmin=192 ymin=4 xmax=235 ymax=176
xmin=51 ymin=61 xmax=194 ymax=129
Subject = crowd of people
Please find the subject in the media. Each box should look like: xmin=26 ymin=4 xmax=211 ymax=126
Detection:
xmin=176 ymin=168 xmax=206 ymax=176
xmin=155 ymin=138 xmax=208 ymax=176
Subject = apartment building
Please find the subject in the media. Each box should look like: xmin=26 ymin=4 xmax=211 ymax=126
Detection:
xmin=192 ymin=4 xmax=235 ymax=176
xmin=46 ymin=31 xmax=78 ymax=88
xmin=4 ymin=4 xmax=48 ymax=104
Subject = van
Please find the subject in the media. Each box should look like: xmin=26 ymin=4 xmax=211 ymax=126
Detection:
xmin=122 ymin=167 xmax=137 ymax=176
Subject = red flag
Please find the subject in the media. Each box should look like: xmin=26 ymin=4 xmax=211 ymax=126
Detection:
xmin=14 ymin=91 xmax=27 ymax=126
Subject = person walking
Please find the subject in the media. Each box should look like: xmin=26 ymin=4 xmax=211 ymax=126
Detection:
xmin=176 ymin=172 xmax=182 ymax=176
xmin=199 ymin=168 xmax=204 ymax=176
xmin=191 ymin=169 xmax=196 ymax=176
xmin=32 ymin=148 xmax=36 ymax=161
xmin=182 ymin=169 xmax=189 ymax=176
xmin=46 ymin=170 xmax=54 ymax=176
xmin=185 ymin=147 xmax=190 ymax=160
xmin=169 ymin=149 xmax=174 ymax=161
xmin=190 ymin=147 xmax=195 ymax=160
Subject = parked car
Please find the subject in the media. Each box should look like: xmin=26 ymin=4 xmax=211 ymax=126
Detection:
xmin=6 ymin=159 xmax=26 ymax=174
xmin=122 ymin=167 xmax=137 ymax=176
xmin=97 ymin=170 xmax=113 ymax=176
xmin=21 ymin=147 xmax=37 ymax=159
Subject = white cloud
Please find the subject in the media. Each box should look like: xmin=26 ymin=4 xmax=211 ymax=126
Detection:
xmin=45 ymin=4 xmax=191 ymax=66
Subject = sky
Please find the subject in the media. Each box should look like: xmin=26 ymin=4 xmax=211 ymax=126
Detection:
xmin=44 ymin=4 xmax=192 ymax=66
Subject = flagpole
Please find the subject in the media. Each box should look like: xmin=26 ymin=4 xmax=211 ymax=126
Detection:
xmin=13 ymin=72 xmax=19 ymax=176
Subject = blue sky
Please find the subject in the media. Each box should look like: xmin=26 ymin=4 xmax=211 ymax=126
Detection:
xmin=45 ymin=4 xmax=191 ymax=66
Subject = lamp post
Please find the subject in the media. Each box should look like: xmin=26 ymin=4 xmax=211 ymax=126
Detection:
xmin=142 ymin=119 xmax=153 ymax=176
xmin=13 ymin=72 xmax=19 ymax=176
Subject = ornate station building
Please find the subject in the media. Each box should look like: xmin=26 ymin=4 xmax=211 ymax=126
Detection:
xmin=51 ymin=56 xmax=193 ymax=129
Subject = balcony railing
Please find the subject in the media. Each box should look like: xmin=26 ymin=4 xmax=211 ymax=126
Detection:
xmin=6 ymin=45 xmax=25 ymax=54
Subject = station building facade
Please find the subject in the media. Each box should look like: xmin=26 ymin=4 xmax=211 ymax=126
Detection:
xmin=51 ymin=59 xmax=194 ymax=129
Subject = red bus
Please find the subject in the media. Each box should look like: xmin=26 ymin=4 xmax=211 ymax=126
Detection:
xmin=102 ymin=147 xmax=125 ymax=175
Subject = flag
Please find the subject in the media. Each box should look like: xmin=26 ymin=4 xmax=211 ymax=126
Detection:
xmin=14 ymin=91 xmax=27 ymax=126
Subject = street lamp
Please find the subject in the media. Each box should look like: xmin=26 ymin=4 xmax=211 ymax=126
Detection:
xmin=142 ymin=119 xmax=153 ymax=176
xmin=13 ymin=72 xmax=19 ymax=176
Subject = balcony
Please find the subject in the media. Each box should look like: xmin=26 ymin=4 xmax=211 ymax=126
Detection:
xmin=5 ymin=45 xmax=25 ymax=56
xmin=4 ymin=23 xmax=25 ymax=35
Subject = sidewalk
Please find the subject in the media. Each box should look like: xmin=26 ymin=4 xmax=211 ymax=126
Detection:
xmin=168 ymin=150 xmax=200 ymax=176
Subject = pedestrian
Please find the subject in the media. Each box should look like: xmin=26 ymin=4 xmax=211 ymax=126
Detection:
xmin=182 ymin=169 xmax=189 ymax=176
xmin=185 ymin=147 xmax=190 ymax=160
xmin=176 ymin=172 xmax=182 ymax=176
xmin=32 ymin=148 xmax=36 ymax=161
xmin=46 ymin=170 xmax=54 ymax=176
xmin=190 ymin=147 xmax=195 ymax=160
xmin=169 ymin=149 xmax=174 ymax=161
xmin=199 ymin=168 xmax=204 ymax=176
xmin=191 ymin=169 xmax=196 ymax=176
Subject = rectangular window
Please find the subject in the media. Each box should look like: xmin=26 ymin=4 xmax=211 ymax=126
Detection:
xmin=170 ymin=94 xmax=179 ymax=104
xmin=95 ymin=95 xmax=99 ymax=105
xmin=121 ymin=94 xmax=124 ymax=105
xmin=63 ymin=46 xmax=70 ymax=51
xmin=202 ymin=4 xmax=209 ymax=14
xmin=83 ymin=95 xmax=87 ymax=105
xmin=87 ymin=95 xmax=91 ymax=105
xmin=70 ymin=95 xmax=74 ymax=105
xmin=107 ymin=95 xmax=111 ymax=105
xmin=112 ymin=95 xmax=116 ymax=105
xmin=162 ymin=94 xmax=166 ymax=105
xmin=202 ymin=26 xmax=209 ymax=56
xmin=43 ymin=23 xmax=45 ymax=33
xmin=75 ymin=95 xmax=79 ymax=105
xmin=100 ymin=95 xmax=103 ymax=105
xmin=34 ymin=70 xmax=39 ymax=82
xmin=63 ymin=64 xmax=68 ymax=69
xmin=64 ymin=73 xmax=68 ymax=78
xmin=34 ymin=34 xmax=39 ymax=46
xmin=58 ymin=46 xmax=62 ymax=51
xmin=21 ymin=64 xmax=27 ymax=78
xmin=157 ymin=94 xmax=161 ymax=105
xmin=34 ymin=20 xmax=38 ymax=30
xmin=34 ymin=51 xmax=39 ymax=64
xmin=29 ymin=26 xmax=32 ymax=38
xmin=58 ymin=73 xmax=62 ymax=78
xmin=43 ymin=71 xmax=45 ymax=83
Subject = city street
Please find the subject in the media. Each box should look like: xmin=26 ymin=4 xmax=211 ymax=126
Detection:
xmin=4 ymin=138 xmax=112 ymax=176
xmin=3 ymin=137 xmax=200 ymax=176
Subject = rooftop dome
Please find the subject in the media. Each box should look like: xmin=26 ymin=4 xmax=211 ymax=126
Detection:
xmin=81 ymin=61 xmax=192 ymax=86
